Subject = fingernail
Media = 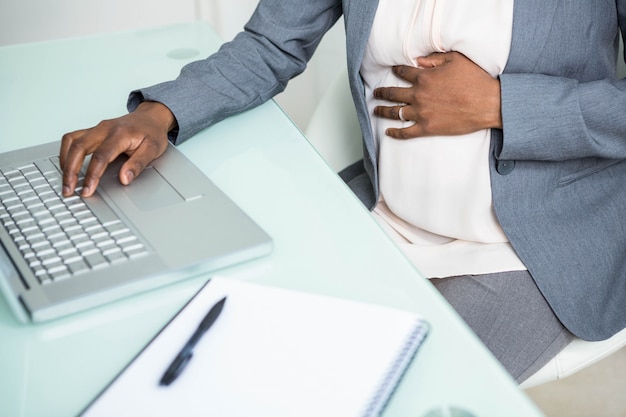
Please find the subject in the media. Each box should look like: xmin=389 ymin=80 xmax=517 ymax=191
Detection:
xmin=62 ymin=185 xmax=71 ymax=196
xmin=81 ymin=185 xmax=91 ymax=196
xmin=125 ymin=170 xmax=135 ymax=184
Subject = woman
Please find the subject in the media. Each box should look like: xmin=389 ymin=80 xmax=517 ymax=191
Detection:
xmin=60 ymin=0 xmax=626 ymax=382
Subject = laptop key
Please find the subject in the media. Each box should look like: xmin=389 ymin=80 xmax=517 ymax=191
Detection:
xmin=82 ymin=193 xmax=120 ymax=226
xmin=67 ymin=260 xmax=90 ymax=275
xmin=84 ymin=252 xmax=107 ymax=269
xmin=35 ymin=159 xmax=58 ymax=177
xmin=123 ymin=243 xmax=148 ymax=258
xmin=106 ymin=251 xmax=127 ymax=264
xmin=47 ymin=264 xmax=69 ymax=276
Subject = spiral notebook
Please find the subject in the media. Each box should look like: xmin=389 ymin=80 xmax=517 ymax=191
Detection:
xmin=80 ymin=277 xmax=429 ymax=417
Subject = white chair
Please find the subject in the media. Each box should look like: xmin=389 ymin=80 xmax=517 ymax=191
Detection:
xmin=521 ymin=328 xmax=626 ymax=388
xmin=304 ymin=63 xmax=626 ymax=388
xmin=304 ymin=68 xmax=363 ymax=172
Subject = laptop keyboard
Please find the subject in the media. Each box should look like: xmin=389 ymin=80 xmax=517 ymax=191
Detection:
xmin=0 ymin=158 xmax=148 ymax=285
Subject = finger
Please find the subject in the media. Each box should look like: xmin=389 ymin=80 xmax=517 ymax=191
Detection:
xmin=391 ymin=64 xmax=427 ymax=84
xmin=60 ymin=128 xmax=89 ymax=169
xmin=118 ymin=137 xmax=168 ymax=186
xmin=60 ymin=132 xmax=82 ymax=197
xmin=385 ymin=125 xmax=426 ymax=140
xmin=415 ymin=52 xmax=450 ymax=68
xmin=61 ymin=129 xmax=107 ymax=197
xmin=373 ymin=86 xmax=413 ymax=104
xmin=80 ymin=134 xmax=140 ymax=197
xmin=374 ymin=105 xmax=411 ymax=121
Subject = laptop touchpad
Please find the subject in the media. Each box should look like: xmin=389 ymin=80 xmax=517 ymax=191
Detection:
xmin=120 ymin=166 xmax=183 ymax=210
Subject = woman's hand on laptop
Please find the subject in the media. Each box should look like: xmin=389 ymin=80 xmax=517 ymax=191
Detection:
xmin=60 ymin=101 xmax=176 ymax=198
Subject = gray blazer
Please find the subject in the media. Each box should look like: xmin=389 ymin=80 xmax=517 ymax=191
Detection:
xmin=131 ymin=0 xmax=626 ymax=341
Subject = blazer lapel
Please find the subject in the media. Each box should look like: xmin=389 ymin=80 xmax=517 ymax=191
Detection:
xmin=505 ymin=0 xmax=560 ymax=73
xmin=343 ymin=0 xmax=379 ymax=77
xmin=343 ymin=0 xmax=380 ymax=175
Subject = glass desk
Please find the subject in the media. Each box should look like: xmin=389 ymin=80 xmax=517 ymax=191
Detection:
xmin=0 ymin=22 xmax=543 ymax=417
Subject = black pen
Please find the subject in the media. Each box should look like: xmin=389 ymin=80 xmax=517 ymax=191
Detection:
xmin=159 ymin=296 xmax=227 ymax=386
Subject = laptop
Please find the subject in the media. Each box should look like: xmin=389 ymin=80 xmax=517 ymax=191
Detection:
xmin=0 ymin=140 xmax=272 ymax=323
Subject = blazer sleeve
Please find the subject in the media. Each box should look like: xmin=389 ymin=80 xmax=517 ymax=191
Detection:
xmin=498 ymin=74 xmax=626 ymax=161
xmin=497 ymin=1 xmax=626 ymax=162
xmin=127 ymin=0 xmax=343 ymax=144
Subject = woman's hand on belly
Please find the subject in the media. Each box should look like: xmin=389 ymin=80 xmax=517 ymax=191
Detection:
xmin=373 ymin=51 xmax=502 ymax=139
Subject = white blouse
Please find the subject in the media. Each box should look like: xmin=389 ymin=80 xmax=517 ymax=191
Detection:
xmin=361 ymin=0 xmax=527 ymax=278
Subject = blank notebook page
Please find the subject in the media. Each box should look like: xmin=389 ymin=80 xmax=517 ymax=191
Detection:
xmin=81 ymin=276 xmax=429 ymax=417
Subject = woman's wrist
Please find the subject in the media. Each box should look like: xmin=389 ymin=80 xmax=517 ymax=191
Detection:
xmin=135 ymin=101 xmax=178 ymax=133
xmin=486 ymin=78 xmax=503 ymax=130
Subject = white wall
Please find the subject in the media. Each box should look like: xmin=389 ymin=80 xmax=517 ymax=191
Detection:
xmin=0 ymin=0 xmax=197 ymax=45
xmin=0 ymin=0 xmax=346 ymax=132
xmin=196 ymin=1 xmax=348 ymax=131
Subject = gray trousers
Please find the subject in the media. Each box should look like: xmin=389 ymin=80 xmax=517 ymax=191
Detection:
xmin=431 ymin=270 xmax=574 ymax=383
xmin=340 ymin=166 xmax=574 ymax=383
